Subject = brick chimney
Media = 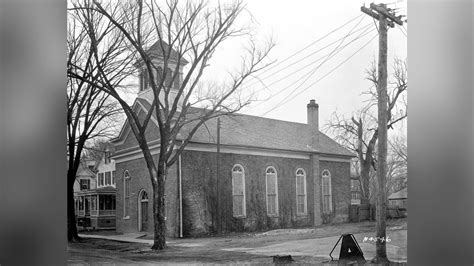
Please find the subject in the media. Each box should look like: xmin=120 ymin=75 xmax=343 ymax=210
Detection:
xmin=307 ymin=99 xmax=322 ymax=226
xmin=307 ymin=99 xmax=319 ymax=150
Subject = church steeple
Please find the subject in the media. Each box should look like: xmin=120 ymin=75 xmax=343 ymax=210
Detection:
xmin=137 ymin=40 xmax=188 ymax=106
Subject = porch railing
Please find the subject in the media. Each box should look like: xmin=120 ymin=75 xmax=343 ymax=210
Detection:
xmin=98 ymin=210 xmax=115 ymax=216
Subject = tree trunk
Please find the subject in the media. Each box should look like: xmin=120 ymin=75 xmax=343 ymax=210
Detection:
xmin=151 ymin=162 xmax=167 ymax=250
xmin=359 ymin=161 xmax=371 ymax=205
xmin=67 ymin=168 xmax=80 ymax=242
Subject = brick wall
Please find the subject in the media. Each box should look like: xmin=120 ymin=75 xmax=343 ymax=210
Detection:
xmin=180 ymin=150 xmax=317 ymax=237
xmin=115 ymin=110 xmax=161 ymax=151
xmin=320 ymin=160 xmax=351 ymax=224
xmin=310 ymin=154 xmax=322 ymax=226
xmin=113 ymin=149 xmax=351 ymax=237
xmin=115 ymin=155 xmax=178 ymax=237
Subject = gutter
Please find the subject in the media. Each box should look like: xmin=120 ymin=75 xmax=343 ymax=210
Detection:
xmin=178 ymin=154 xmax=183 ymax=238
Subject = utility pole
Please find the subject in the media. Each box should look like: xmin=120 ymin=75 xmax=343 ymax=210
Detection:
xmin=361 ymin=3 xmax=403 ymax=263
xmin=216 ymin=118 xmax=221 ymax=233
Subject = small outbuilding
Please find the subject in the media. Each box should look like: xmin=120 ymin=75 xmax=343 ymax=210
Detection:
xmin=387 ymin=188 xmax=407 ymax=218
xmin=388 ymin=187 xmax=407 ymax=209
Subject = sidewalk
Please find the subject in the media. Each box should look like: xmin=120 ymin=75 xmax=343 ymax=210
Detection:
xmin=78 ymin=233 xmax=159 ymax=245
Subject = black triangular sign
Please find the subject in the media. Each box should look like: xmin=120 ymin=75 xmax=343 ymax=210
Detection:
xmin=339 ymin=234 xmax=365 ymax=260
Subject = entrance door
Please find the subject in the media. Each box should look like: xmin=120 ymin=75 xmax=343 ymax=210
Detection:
xmin=141 ymin=201 xmax=148 ymax=231
xmin=138 ymin=190 xmax=149 ymax=231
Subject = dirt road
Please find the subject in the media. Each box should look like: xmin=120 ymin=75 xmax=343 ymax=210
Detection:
xmin=68 ymin=219 xmax=407 ymax=264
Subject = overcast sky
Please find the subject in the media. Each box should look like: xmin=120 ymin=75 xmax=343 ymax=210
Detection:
xmin=203 ymin=0 xmax=407 ymax=133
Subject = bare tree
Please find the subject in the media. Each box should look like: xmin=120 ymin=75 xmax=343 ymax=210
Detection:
xmin=68 ymin=0 xmax=274 ymax=250
xmin=66 ymin=5 xmax=128 ymax=241
xmin=82 ymin=139 xmax=115 ymax=163
xmin=325 ymin=58 xmax=407 ymax=205
xmin=365 ymin=136 xmax=407 ymax=203
xmin=387 ymin=134 xmax=407 ymax=194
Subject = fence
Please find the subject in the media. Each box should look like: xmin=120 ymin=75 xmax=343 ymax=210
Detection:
xmin=349 ymin=204 xmax=407 ymax=222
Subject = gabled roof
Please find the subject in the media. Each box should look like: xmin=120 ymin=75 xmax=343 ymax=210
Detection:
xmin=77 ymin=161 xmax=97 ymax=177
xmin=388 ymin=188 xmax=407 ymax=200
xmin=144 ymin=40 xmax=189 ymax=65
xmin=124 ymin=98 xmax=354 ymax=157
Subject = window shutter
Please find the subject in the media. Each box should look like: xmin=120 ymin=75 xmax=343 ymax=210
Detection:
xmin=297 ymin=175 xmax=304 ymax=195
xmin=267 ymin=174 xmax=276 ymax=194
xmin=233 ymin=172 xmax=243 ymax=195
xmin=322 ymin=177 xmax=329 ymax=195
xmin=232 ymin=165 xmax=245 ymax=217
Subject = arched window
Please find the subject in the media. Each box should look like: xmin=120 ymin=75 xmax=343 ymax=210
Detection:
xmin=266 ymin=166 xmax=279 ymax=216
xmin=296 ymin=168 xmax=307 ymax=215
xmin=140 ymin=191 xmax=148 ymax=201
xmin=156 ymin=66 xmax=163 ymax=85
xmin=232 ymin=164 xmax=246 ymax=217
xmin=123 ymin=171 xmax=131 ymax=218
xmin=138 ymin=190 xmax=149 ymax=231
xmin=165 ymin=67 xmax=173 ymax=88
xmin=322 ymin=169 xmax=332 ymax=214
xmin=142 ymin=69 xmax=149 ymax=90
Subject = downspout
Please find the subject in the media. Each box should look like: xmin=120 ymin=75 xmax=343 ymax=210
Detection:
xmin=178 ymin=153 xmax=183 ymax=238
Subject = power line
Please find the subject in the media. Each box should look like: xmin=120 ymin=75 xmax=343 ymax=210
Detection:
xmin=397 ymin=24 xmax=407 ymax=37
xmin=249 ymin=24 xmax=375 ymax=111
xmin=245 ymin=22 xmax=373 ymax=89
xmin=251 ymin=26 xmax=376 ymax=109
xmin=260 ymin=33 xmax=378 ymax=116
xmin=254 ymin=13 xmax=365 ymax=77
xmin=384 ymin=1 xmax=405 ymax=6
xmin=254 ymin=17 xmax=372 ymax=110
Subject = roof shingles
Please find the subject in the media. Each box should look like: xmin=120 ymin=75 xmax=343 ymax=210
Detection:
xmin=146 ymin=40 xmax=188 ymax=64
xmin=134 ymin=98 xmax=354 ymax=157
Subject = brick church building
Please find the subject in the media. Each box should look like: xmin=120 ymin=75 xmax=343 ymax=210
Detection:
xmin=111 ymin=41 xmax=354 ymax=237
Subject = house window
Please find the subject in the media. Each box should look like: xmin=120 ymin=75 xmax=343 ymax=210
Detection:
xmin=100 ymin=195 xmax=116 ymax=210
xmin=80 ymin=179 xmax=90 ymax=190
xmin=112 ymin=171 xmax=116 ymax=185
xmin=165 ymin=67 xmax=173 ymax=88
xmin=156 ymin=66 xmax=163 ymax=85
xmin=98 ymin=173 xmax=104 ymax=187
xmin=123 ymin=171 xmax=131 ymax=217
xmin=105 ymin=172 xmax=111 ymax=186
xmin=322 ymin=170 xmax=332 ymax=214
xmin=296 ymin=168 xmax=307 ymax=215
xmin=142 ymin=69 xmax=149 ymax=90
xmin=266 ymin=166 xmax=279 ymax=216
xmin=232 ymin=164 xmax=246 ymax=217
xmin=78 ymin=197 xmax=84 ymax=210
xmin=91 ymin=196 xmax=97 ymax=210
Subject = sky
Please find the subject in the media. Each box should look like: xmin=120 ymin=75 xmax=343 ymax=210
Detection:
xmin=200 ymin=0 xmax=407 ymax=134
xmin=114 ymin=0 xmax=407 ymax=136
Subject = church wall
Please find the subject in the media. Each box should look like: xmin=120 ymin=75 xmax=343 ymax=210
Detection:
xmin=180 ymin=150 xmax=319 ymax=237
xmin=320 ymin=160 xmax=351 ymax=224
xmin=115 ymin=155 xmax=179 ymax=237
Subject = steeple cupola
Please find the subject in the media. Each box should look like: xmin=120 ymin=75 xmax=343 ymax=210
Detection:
xmin=137 ymin=40 xmax=189 ymax=105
